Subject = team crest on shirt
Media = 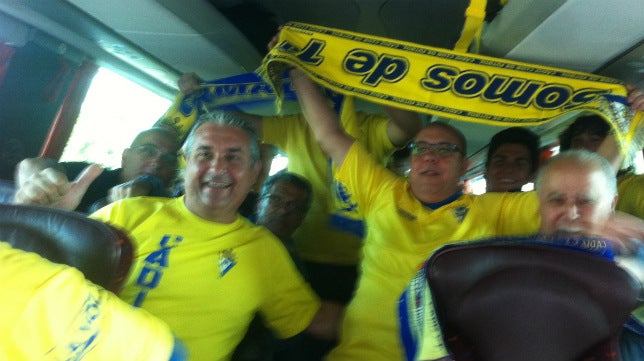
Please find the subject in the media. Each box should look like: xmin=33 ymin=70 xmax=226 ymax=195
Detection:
xmin=219 ymin=249 xmax=236 ymax=277
xmin=453 ymin=206 xmax=469 ymax=223
xmin=334 ymin=181 xmax=358 ymax=213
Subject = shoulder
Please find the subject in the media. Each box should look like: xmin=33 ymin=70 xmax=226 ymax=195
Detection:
xmin=262 ymin=113 xmax=305 ymax=124
xmin=90 ymin=196 xmax=176 ymax=222
xmin=355 ymin=111 xmax=388 ymax=121
xmin=619 ymin=172 xmax=644 ymax=187
xmin=243 ymin=221 xmax=283 ymax=245
xmin=476 ymin=190 xmax=537 ymax=203
xmin=471 ymin=191 xmax=539 ymax=214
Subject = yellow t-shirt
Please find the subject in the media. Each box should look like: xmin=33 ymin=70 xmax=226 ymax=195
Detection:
xmin=326 ymin=143 xmax=541 ymax=361
xmin=617 ymin=172 xmax=644 ymax=219
xmin=0 ymin=242 xmax=176 ymax=361
xmin=90 ymin=196 xmax=320 ymax=361
xmin=617 ymin=172 xmax=644 ymax=326
xmin=263 ymin=110 xmax=394 ymax=265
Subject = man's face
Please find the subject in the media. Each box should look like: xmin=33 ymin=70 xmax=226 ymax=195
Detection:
xmin=183 ymin=124 xmax=260 ymax=223
xmin=409 ymin=125 xmax=467 ymax=203
xmin=121 ymin=130 xmax=178 ymax=186
xmin=570 ymin=131 xmax=605 ymax=152
xmin=538 ymin=158 xmax=616 ymax=237
xmin=256 ymin=181 xmax=309 ymax=240
xmin=485 ymin=143 xmax=533 ymax=192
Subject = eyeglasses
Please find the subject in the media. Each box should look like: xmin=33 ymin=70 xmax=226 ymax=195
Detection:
xmin=261 ymin=194 xmax=309 ymax=213
xmin=409 ymin=141 xmax=463 ymax=157
xmin=129 ymin=144 xmax=178 ymax=166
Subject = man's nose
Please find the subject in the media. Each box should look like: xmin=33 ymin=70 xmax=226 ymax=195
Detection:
xmin=565 ymin=204 xmax=580 ymax=220
xmin=420 ymin=151 xmax=439 ymax=162
xmin=146 ymin=153 xmax=162 ymax=166
xmin=208 ymin=156 xmax=228 ymax=173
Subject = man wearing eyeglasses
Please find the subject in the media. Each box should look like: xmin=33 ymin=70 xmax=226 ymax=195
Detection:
xmin=13 ymin=127 xmax=180 ymax=213
xmin=232 ymin=171 xmax=314 ymax=361
xmin=287 ymin=66 xmax=644 ymax=361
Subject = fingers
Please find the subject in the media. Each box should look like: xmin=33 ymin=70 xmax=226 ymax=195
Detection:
xmin=107 ymin=184 xmax=135 ymax=203
xmin=626 ymin=84 xmax=644 ymax=112
xmin=49 ymin=164 xmax=104 ymax=211
xmin=267 ymin=25 xmax=284 ymax=51
xmin=107 ymin=177 xmax=153 ymax=203
xmin=603 ymin=211 xmax=644 ymax=255
xmin=178 ymin=72 xmax=202 ymax=95
xmin=73 ymin=164 xmax=103 ymax=192
xmin=267 ymin=34 xmax=280 ymax=51
xmin=13 ymin=168 xmax=70 ymax=205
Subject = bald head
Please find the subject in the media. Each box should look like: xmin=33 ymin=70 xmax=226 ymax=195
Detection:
xmin=121 ymin=127 xmax=180 ymax=186
xmin=535 ymin=150 xmax=617 ymax=237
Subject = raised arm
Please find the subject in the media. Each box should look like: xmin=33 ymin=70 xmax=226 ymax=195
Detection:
xmin=597 ymin=85 xmax=644 ymax=172
xmin=289 ymin=68 xmax=354 ymax=167
xmin=384 ymin=106 xmax=422 ymax=147
xmin=596 ymin=133 xmax=623 ymax=173
xmin=305 ymin=301 xmax=344 ymax=341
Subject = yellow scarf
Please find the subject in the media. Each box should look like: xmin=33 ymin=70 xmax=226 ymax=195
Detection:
xmin=259 ymin=22 xmax=643 ymax=154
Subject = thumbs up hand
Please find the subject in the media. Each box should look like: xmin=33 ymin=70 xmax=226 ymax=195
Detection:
xmin=14 ymin=164 xmax=103 ymax=211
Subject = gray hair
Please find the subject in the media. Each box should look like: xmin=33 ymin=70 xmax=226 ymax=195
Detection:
xmin=182 ymin=111 xmax=260 ymax=164
xmin=535 ymin=149 xmax=617 ymax=197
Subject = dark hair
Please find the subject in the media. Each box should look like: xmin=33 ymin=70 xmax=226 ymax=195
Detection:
xmin=486 ymin=127 xmax=540 ymax=172
xmin=558 ymin=114 xmax=610 ymax=151
xmin=259 ymin=171 xmax=313 ymax=211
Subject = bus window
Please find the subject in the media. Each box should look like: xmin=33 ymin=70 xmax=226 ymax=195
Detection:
xmin=269 ymin=154 xmax=288 ymax=176
xmin=60 ymin=67 xmax=171 ymax=169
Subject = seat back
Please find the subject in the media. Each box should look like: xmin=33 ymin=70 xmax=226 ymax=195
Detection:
xmin=426 ymin=240 xmax=641 ymax=361
xmin=0 ymin=204 xmax=133 ymax=293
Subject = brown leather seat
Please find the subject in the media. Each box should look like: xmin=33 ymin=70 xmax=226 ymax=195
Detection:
xmin=426 ymin=239 xmax=642 ymax=361
xmin=0 ymin=204 xmax=133 ymax=293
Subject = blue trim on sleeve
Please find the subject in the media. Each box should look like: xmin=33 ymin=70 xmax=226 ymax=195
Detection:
xmin=168 ymin=336 xmax=189 ymax=361
xmin=398 ymin=287 xmax=417 ymax=361
xmin=329 ymin=214 xmax=365 ymax=238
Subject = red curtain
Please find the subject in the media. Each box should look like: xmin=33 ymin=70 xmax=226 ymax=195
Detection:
xmin=0 ymin=42 xmax=16 ymax=89
xmin=40 ymin=61 xmax=98 ymax=158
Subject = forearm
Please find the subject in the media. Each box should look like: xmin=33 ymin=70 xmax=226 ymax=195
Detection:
xmin=305 ymin=301 xmax=344 ymax=340
xmin=384 ymin=106 xmax=422 ymax=147
xmin=596 ymin=133 xmax=623 ymax=173
xmin=290 ymin=68 xmax=353 ymax=165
